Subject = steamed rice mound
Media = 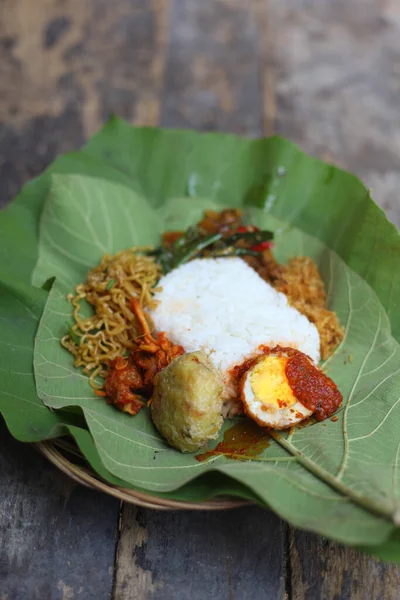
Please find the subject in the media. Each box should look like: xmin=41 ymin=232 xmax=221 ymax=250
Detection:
xmin=151 ymin=258 xmax=320 ymax=414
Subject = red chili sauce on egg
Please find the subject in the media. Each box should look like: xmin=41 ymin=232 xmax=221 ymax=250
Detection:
xmin=229 ymin=345 xmax=342 ymax=423
xmin=284 ymin=349 xmax=342 ymax=421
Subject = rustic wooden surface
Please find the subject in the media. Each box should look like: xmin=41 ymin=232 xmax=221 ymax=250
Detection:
xmin=1 ymin=0 xmax=400 ymax=598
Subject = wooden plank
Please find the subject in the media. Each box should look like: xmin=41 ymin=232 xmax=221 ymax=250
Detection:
xmin=0 ymin=0 xmax=171 ymax=206
xmin=161 ymin=0 xmax=263 ymax=136
xmin=288 ymin=529 xmax=400 ymax=600
xmin=260 ymin=0 xmax=400 ymax=594
xmin=0 ymin=421 xmax=119 ymax=600
xmin=264 ymin=0 xmax=400 ymax=228
xmin=113 ymin=503 xmax=286 ymax=600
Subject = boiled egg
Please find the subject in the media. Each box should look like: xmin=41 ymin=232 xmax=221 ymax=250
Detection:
xmin=242 ymin=353 xmax=312 ymax=429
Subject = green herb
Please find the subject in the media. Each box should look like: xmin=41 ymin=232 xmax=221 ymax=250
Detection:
xmin=146 ymin=228 xmax=273 ymax=274
xmin=209 ymin=247 xmax=262 ymax=258
xmin=222 ymin=230 xmax=273 ymax=246
xmin=173 ymin=232 xmax=222 ymax=268
xmin=146 ymin=229 xmax=221 ymax=273
xmin=106 ymin=278 xmax=115 ymax=290
xmin=174 ymin=225 xmax=199 ymax=248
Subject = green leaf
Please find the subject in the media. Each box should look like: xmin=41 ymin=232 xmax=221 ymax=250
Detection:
xmin=0 ymin=151 xmax=151 ymax=470
xmin=359 ymin=530 xmax=400 ymax=564
xmin=0 ymin=271 xmax=111 ymax=491
xmin=33 ymin=180 xmax=400 ymax=547
xmin=0 ymin=148 xmax=244 ymax=505
xmin=32 ymin=174 xmax=162 ymax=288
xmin=1 ymin=151 xmax=140 ymax=283
xmin=0 ymin=148 xmax=258 ymax=510
xmin=0 ymin=274 xmax=72 ymax=441
xmin=2 ymin=120 xmax=400 ymax=557
xmin=70 ymin=419 xmax=262 ymax=503
xmin=0 ymin=260 xmax=236 ymax=504
xmin=84 ymin=118 xmax=400 ymax=342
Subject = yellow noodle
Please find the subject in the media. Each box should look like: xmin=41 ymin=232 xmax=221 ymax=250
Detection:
xmin=61 ymin=248 xmax=161 ymax=387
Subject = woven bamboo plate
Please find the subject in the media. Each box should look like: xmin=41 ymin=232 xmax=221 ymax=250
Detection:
xmin=34 ymin=439 xmax=249 ymax=510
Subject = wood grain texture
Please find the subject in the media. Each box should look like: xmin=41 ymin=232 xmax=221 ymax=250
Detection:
xmin=0 ymin=421 xmax=119 ymax=600
xmin=113 ymin=503 xmax=286 ymax=600
xmin=161 ymin=0 xmax=263 ymax=136
xmin=265 ymin=0 xmax=400 ymax=228
xmin=288 ymin=529 xmax=400 ymax=600
xmin=0 ymin=0 xmax=171 ymax=206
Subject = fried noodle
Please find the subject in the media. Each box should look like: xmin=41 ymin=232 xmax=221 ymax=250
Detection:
xmin=61 ymin=249 xmax=161 ymax=388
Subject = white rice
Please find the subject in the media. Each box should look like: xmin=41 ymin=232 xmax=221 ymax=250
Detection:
xmin=151 ymin=258 xmax=320 ymax=378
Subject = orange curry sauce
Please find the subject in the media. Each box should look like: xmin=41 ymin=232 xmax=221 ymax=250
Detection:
xmin=196 ymin=420 xmax=270 ymax=462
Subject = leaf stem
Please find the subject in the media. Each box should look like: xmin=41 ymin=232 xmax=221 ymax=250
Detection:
xmin=270 ymin=431 xmax=395 ymax=522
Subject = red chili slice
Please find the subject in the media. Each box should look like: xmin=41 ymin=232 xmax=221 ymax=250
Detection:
xmin=251 ymin=241 xmax=274 ymax=252
xmin=237 ymin=225 xmax=260 ymax=233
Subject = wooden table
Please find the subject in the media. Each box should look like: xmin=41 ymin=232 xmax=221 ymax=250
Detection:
xmin=1 ymin=1 xmax=400 ymax=598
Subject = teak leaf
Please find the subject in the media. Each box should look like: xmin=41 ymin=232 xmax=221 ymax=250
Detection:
xmin=1 ymin=119 xmax=400 ymax=558
xmin=33 ymin=177 xmax=400 ymax=548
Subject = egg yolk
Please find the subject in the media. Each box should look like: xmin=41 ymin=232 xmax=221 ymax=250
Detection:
xmin=249 ymin=355 xmax=297 ymax=410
